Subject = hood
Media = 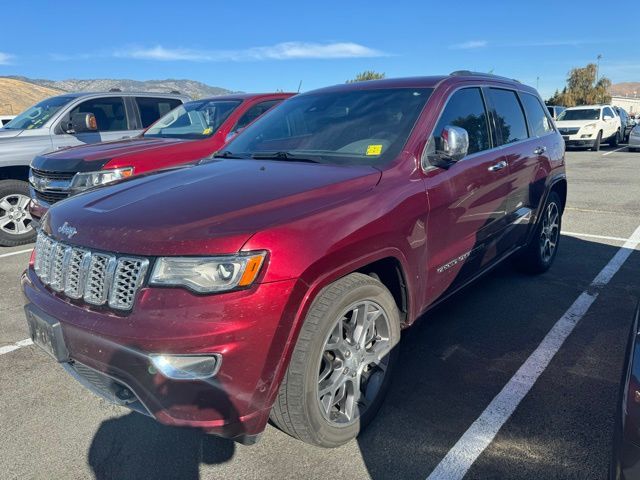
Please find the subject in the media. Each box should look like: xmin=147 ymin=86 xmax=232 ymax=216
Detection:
xmin=44 ymin=159 xmax=381 ymax=256
xmin=0 ymin=128 xmax=23 ymax=139
xmin=32 ymin=137 xmax=194 ymax=172
xmin=555 ymin=120 xmax=598 ymax=129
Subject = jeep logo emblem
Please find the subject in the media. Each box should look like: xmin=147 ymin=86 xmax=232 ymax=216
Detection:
xmin=57 ymin=222 xmax=77 ymax=239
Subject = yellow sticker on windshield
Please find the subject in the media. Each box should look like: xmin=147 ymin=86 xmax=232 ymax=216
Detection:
xmin=202 ymin=127 xmax=213 ymax=135
xmin=366 ymin=144 xmax=383 ymax=156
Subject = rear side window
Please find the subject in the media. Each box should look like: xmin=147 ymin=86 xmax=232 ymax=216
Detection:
xmin=432 ymin=88 xmax=491 ymax=155
xmin=521 ymin=93 xmax=553 ymax=137
xmin=136 ymin=97 xmax=183 ymax=128
xmin=603 ymin=107 xmax=615 ymax=118
xmin=487 ymin=88 xmax=528 ymax=145
xmin=233 ymin=99 xmax=282 ymax=131
xmin=69 ymin=97 xmax=128 ymax=132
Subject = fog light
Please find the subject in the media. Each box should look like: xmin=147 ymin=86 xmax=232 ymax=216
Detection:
xmin=150 ymin=354 xmax=221 ymax=380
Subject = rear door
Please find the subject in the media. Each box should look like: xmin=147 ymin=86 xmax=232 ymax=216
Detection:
xmin=133 ymin=96 xmax=183 ymax=131
xmin=423 ymin=87 xmax=511 ymax=302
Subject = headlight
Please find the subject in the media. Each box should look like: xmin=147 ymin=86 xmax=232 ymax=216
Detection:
xmin=149 ymin=252 xmax=266 ymax=293
xmin=70 ymin=167 xmax=134 ymax=191
xmin=581 ymin=123 xmax=597 ymax=132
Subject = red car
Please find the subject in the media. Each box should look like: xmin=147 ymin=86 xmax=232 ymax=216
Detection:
xmin=28 ymin=93 xmax=294 ymax=221
xmin=23 ymin=72 xmax=566 ymax=447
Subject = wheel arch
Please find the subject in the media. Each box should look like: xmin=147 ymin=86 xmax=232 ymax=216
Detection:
xmin=0 ymin=165 xmax=30 ymax=182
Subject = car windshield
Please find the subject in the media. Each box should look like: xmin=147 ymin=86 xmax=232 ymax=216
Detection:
xmin=4 ymin=96 xmax=75 ymax=130
xmin=222 ymin=88 xmax=433 ymax=165
xmin=144 ymin=99 xmax=242 ymax=140
xmin=557 ymin=108 xmax=600 ymax=121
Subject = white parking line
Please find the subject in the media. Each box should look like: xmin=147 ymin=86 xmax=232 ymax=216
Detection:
xmin=427 ymin=223 xmax=640 ymax=480
xmin=0 ymin=338 xmax=33 ymax=356
xmin=602 ymin=147 xmax=627 ymax=156
xmin=0 ymin=248 xmax=32 ymax=259
xmin=562 ymin=231 xmax=630 ymax=243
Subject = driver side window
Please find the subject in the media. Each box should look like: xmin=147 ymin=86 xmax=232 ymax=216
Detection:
xmin=432 ymin=88 xmax=491 ymax=156
xmin=68 ymin=97 xmax=128 ymax=132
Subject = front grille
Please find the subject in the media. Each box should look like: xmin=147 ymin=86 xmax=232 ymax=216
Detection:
xmin=34 ymin=232 xmax=149 ymax=311
xmin=34 ymin=190 xmax=70 ymax=205
xmin=558 ymin=127 xmax=579 ymax=135
xmin=31 ymin=168 xmax=76 ymax=182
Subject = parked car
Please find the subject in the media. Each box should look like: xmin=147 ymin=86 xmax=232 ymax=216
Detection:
xmin=28 ymin=93 xmax=294 ymax=224
xmin=547 ymin=105 xmax=566 ymax=120
xmin=0 ymin=115 xmax=15 ymax=126
xmin=610 ymin=302 xmax=640 ymax=480
xmin=0 ymin=91 xmax=189 ymax=246
xmin=614 ymin=106 xmax=634 ymax=142
xmin=628 ymin=124 xmax=640 ymax=152
xmin=22 ymin=72 xmax=566 ymax=447
xmin=556 ymin=105 xmax=622 ymax=151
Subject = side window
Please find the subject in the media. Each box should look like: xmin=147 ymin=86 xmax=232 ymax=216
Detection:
xmin=487 ymin=88 xmax=529 ymax=144
xmin=136 ymin=97 xmax=183 ymax=128
xmin=69 ymin=97 xmax=128 ymax=132
xmin=521 ymin=93 xmax=553 ymax=137
xmin=603 ymin=107 xmax=614 ymax=118
xmin=233 ymin=100 xmax=282 ymax=132
xmin=432 ymin=88 xmax=491 ymax=155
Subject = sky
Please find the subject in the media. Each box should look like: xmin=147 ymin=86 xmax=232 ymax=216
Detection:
xmin=0 ymin=0 xmax=637 ymax=100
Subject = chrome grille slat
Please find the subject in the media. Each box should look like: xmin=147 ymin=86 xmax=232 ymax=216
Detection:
xmin=34 ymin=232 xmax=146 ymax=311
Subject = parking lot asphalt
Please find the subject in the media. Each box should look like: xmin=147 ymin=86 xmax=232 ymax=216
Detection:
xmin=1 ymin=145 xmax=639 ymax=480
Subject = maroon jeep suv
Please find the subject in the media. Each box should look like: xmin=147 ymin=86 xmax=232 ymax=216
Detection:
xmin=22 ymin=72 xmax=566 ymax=447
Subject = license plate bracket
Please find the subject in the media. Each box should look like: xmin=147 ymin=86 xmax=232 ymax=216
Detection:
xmin=25 ymin=304 xmax=70 ymax=362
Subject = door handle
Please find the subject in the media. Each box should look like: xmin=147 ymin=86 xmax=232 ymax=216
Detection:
xmin=120 ymin=136 xmax=131 ymax=139
xmin=488 ymin=160 xmax=507 ymax=172
xmin=534 ymin=146 xmax=547 ymax=155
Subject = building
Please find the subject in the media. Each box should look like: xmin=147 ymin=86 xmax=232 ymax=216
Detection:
xmin=611 ymin=95 xmax=640 ymax=115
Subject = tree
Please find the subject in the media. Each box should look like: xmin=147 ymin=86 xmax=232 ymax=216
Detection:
xmin=546 ymin=63 xmax=611 ymax=106
xmin=346 ymin=71 xmax=385 ymax=83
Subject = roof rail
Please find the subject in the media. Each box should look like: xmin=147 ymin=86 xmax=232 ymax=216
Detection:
xmin=109 ymin=88 xmax=122 ymax=92
xmin=170 ymin=90 xmax=181 ymax=94
xmin=449 ymin=70 xmax=521 ymax=84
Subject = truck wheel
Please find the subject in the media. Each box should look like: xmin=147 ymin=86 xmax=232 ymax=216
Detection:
xmin=270 ymin=273 xmax=401 ymax=447
xmin=514 ymin=191 xmax=562 ymax=274
xmin=0 ymin=180 xmax=36 ymax=247
xmin=609 ymin=130 xmax=620 ymax=147
xmin=591 ymin=131 xmax=602 ymax=151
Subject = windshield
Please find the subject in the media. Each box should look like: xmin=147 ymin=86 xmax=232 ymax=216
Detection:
xmin=144 ymin=99 xmax=242 ymax=139
xmin=222 ymin=88 xmax=433 ymax=165
xmin=557 ymin=108 xmax=600 ymax=121
xmin=4 ymin=96 xmax=75 ymax=130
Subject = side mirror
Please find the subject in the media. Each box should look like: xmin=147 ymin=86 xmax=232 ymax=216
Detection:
xmin=70 ymin=112 xmax=98 ymax=133
xmin=437 ymin=125 xmax=469 ymax=163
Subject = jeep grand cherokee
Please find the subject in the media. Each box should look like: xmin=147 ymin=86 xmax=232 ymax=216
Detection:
xmin=22 ymin=72 xmax=567 ymax=447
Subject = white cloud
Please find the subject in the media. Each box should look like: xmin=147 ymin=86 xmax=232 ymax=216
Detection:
xmin=114 ymin=42 xmax=386 ymax=62
xmin=449 ymin=40 xmax=488 ymax=50
xmin=0 ymin=52 xmax=14 ymax=65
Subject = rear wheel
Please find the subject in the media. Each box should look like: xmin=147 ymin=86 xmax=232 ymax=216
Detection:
xmin=609 ymin=130 xmax=620 ymax=147
xmin=591 ymin=131 xmax=602 ymax=151
xmin=514 ymin=192 xmax=562 ymax=274
xmin=0 ymin=180 xmax=35 ymax=247
xmin=270 ymin=273 xmax=400 ymax=447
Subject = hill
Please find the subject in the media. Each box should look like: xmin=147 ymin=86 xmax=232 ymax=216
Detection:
xmin=610 ymin=82 xmax=640 ymax=97
xmin=5 ymin=76 xmax=232 ymax=100
xmin=0 ymin=77 xmax=64 ymax=115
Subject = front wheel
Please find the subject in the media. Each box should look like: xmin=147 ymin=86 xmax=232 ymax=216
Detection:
xmin=514 ymin=192 xmax=562 ymax=274
xmin=591 ymin=131 xmax=602 ymax=151
xmin=270 ymin=273 xmax=401 ymax=447
xmin=609 ymin=130 xmax=620 ymax=147
xmin=0 ymin=180 xmax=36 ymax=247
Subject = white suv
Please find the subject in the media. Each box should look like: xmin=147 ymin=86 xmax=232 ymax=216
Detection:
xmin=556 ymin=105 xmax=621 ymax=151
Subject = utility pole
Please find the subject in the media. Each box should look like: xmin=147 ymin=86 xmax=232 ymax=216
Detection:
xmin=596 ymin=54 xmax=603 ymax=103
xmin=536 ymin=76 xmax=540 ymax=91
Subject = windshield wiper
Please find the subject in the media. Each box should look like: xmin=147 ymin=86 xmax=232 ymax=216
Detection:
xmin=251 ymin=151 xmax=321 ymax=163
xmin=213 ymin=150 xmax=247 ymax=159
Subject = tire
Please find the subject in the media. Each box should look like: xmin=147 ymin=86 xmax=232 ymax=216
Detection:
xmin=629 ymin=147 xmax=636 ymax=152
xmin=514 ymin=191 xmax=562 ymax=274
xmin=609 ymin=130 xmax=620 ymax=147
xmin=591 ymin=131 xmax=602 ymax=151
xmin=0 ymin=179 xmax=36 ymax=247
xmin=270 ymin=273 xmax=401 ymax=448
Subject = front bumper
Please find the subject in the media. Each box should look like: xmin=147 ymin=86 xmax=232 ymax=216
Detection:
xmin=561 ymin=133 xmax=598 ymax=147
xmin=629 ymin=135 xmax=640 ymax=149
xmin=22 ymin=267 xmax=306 ymax=441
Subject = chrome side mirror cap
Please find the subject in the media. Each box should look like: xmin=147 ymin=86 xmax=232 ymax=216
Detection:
xmin=438 ymin=125 xmax=469 ymax=163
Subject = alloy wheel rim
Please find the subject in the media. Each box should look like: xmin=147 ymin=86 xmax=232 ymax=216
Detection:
xmin=539 ymin=202 xmax=559 ymax=263
xmin=316 ymin=300 xmax=392 ymax=426
xmin=0 ymin=194 xmax=33 ymax=236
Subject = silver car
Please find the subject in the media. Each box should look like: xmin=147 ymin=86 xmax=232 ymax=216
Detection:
xmin=0 ymin=91 xmax=188 ymax=246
